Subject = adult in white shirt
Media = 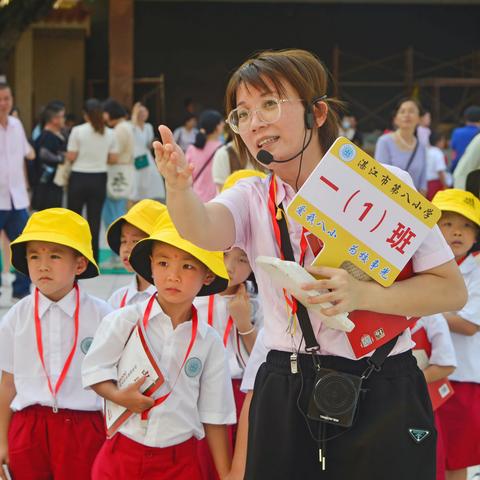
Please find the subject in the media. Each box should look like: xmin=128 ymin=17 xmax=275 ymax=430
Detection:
xmin=0 ymin=82 xmax=35 ymax=301
xmin=67 ymin=98 xmax=118 ymax=261
xmin=129 ymin=102 xmax=165 ymax=202
xmin=101 ymin=99 xmax=134 ymax=231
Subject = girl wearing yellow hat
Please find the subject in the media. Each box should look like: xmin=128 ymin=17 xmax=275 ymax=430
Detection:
xmin=106 ymin=199 xmax=166 ymax=308
xmin=82 ymin=218 xmax=236 ymax=480
xmin=0 ymin=208 xmax=112 ymax=480
xmin=431 ymin=189 xmax=480 ymax=480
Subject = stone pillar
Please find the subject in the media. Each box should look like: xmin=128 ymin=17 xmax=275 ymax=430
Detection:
xmin=108 ymin=0 xmax=133 ymax=106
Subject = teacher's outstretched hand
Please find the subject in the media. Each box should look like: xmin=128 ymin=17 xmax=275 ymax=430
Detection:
xmin=154 ymin=125 xmax=193 ymax=191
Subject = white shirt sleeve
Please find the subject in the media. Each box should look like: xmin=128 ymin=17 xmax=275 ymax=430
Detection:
xmin=240 ymin=328 xmax=268 ymax=393
xmin=197 ymin=334 xmax=236 ymax=425
xmin=210 ymin=177 xmax=261 ymax=251
xmin=433 ymin=149 xmax=447 ymax=172
xmin=82 ymin=306 xmax=139 ymax=388
xmin=67 ymin=126 xmax=80 ymax=152
xmin=212 ymin=146 xmax=232 ymax=186
xmin=457 ymin=267 xmax=480 ymax=326
xmin=0 ymin=307 xmax=17 ymax=373
xmin=108 ymin=128 xmax=119 ymax=154
xmin=423 ymin=315 xmax=457 ymax=367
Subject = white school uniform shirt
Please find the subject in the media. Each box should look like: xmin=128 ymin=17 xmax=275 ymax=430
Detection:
xmin=0 ymin=286 xmax=112 ymax=412
xmin=82 ymin=298 xmax=236 ymax=448
xmin=448 ymin=254 xmax=480 ymax=383
xmin=107 ymin=275 xmax=157 ymax=309
xmin=212 ymin=166 xmax=454 ymax=359
xmin=240 ymin=328 xmax=269 ymax=393
xmin=194 ymin=291 xmax=263 ymax=379
xmin=426 ymin=146 xmax=447 ymax=182
xmin=411 ymin=315 xmax=457 ymax=368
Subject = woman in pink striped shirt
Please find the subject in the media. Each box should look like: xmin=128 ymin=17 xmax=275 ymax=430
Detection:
xmin=187 ymin=110 xmax=224 ymax=202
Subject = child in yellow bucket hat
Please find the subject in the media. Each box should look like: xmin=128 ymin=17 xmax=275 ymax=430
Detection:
xmin=106 ymin=199 xmax=167 ymax=308
xmin=431 ymin=189 xmax=480 ymax=478
xmin=192 ymin=169 xmax=265 ymax=477
xmin=82 ymin=216 xmax=236 ymax=480
xmin=0 ymin=208 xmax=112 ymax=480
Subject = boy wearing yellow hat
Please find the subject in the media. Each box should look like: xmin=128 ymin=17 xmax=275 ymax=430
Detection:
xmin=0 ymin=208 xmax=112 ymax=480
xmin=82 ymin=217 xmax=236 ymax=480
xmin=431 ymin=189 xmax=480 ymax=480
xmin=106 ymin=199 xmax=166 ymax=308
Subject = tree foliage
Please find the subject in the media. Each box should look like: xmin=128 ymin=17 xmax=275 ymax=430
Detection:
xmin=0 ymin=0 xmax=56 ymax=73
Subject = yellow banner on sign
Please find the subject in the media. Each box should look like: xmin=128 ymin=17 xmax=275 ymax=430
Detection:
xmin=288 ymin=196 xmax=399 ymax=287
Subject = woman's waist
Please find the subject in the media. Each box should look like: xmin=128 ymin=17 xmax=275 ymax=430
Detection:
xmin=263 ymin=319 xmax=414 ymax=360
xmin=266 ymin=348 xmax=417 ymax=377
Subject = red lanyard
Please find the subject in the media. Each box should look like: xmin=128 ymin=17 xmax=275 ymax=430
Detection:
xmin=34 ymin=284 xmax=80 ymax=413
xmin=208 ymin=294 xmax=234 ymax=346
xmin=141 ymin=294 xmax=198 ymax=419
xmin=120 ymin=290 xmax=128 ymax=308
xmin=456 ymin=256 xmax=467 ymax=266
xmin=268 ymin=174 xmax=309 ymax=316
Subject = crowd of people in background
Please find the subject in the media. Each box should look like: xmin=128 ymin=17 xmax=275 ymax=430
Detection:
xmin=2 ymin=80 xmax=480 ymax=301
xmin=1 ymin=51 xmax=480 ymax=480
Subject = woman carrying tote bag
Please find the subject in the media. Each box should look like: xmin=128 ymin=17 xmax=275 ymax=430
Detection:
xmin=66 ymin=98 xmax=118 ymax=261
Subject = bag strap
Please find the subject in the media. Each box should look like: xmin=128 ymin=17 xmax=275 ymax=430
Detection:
xmin=192 ymin=147 xmax=220 ymax=183
xmin=405 ymin=138 xmax=419 ymax=172
xmin=277 ymin=202 xmax=399 ymax=363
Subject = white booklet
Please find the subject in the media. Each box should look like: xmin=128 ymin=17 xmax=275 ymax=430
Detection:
xmin=256 ymin=255 xmax=355 ymax=332
xmin=105 ymin=319 xmax=164 ymax=438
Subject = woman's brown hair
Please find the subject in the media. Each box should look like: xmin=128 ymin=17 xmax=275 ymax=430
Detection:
xmin=225 ymin=49 xmax=342 ymax=166
xmin=84 ymin=98 xmax=105 ymax=135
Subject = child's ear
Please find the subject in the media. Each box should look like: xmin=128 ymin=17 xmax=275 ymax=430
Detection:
xmin=203 ymin=270 xmax=216 ymax=286
xmin=75 ymin=256 xmax=88 ymax=276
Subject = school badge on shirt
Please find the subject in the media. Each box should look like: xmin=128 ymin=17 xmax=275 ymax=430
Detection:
xmin=80 ymin=337 xmax=93 ymax=354
xmin=185 ymin=357 xmax=202 ymax=377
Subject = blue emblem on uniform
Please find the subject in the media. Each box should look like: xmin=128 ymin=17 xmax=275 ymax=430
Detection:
xmin=80 ymin=337 xmax=93 ymax=354
xmin=339 ymin=143 xmax=356 ymax=162
xmin=185 ymin=357 xmax=202 ymax=377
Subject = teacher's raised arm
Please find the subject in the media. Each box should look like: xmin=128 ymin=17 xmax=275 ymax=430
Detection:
xmin=153 ymin=124 xmax=236 ymax=250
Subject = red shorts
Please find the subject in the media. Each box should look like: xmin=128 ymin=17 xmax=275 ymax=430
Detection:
xmin=92 ymin=433 xmax=202 ymax=480
xmin=8 ymin=405 xmax=105 ymax=480
xmin=436 ymin=381 xmax=480 ymax=470
xmin=197 ymin=378 xmax=246 ymax=480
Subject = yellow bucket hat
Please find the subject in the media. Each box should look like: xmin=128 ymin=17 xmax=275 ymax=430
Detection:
xmin=432 ymin=189 xmax=480 ymax=227
xmin=106 ymin=199 xmax=167 ymax=254
xmin=10 ymin=208 xmax=99 ymax=279
xmin=129 ymin=216 xmax=229 ymax=296
xmin=221 ymin=169 xmax=267 ymax=192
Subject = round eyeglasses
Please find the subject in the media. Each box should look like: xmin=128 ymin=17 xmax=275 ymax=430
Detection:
xmin=226 ymin=98 xmax=303 ymax=134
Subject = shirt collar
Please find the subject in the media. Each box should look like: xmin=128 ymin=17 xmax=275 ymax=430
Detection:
xmin=126 ymin=276 xmax=156 ymax=301
xmin=273 ymin=174 xmax=297 ymax=208
xmin=37 ymin=286 xmax=78 ymax=319
xmin=145 ymin=297 xmax=207 ymax=338
xmin=459 ymin=253 xmax=478 ymax=275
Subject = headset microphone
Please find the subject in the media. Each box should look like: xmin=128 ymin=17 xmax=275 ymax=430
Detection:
xmin=256 ymin=129 xmax=313 ymax=165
